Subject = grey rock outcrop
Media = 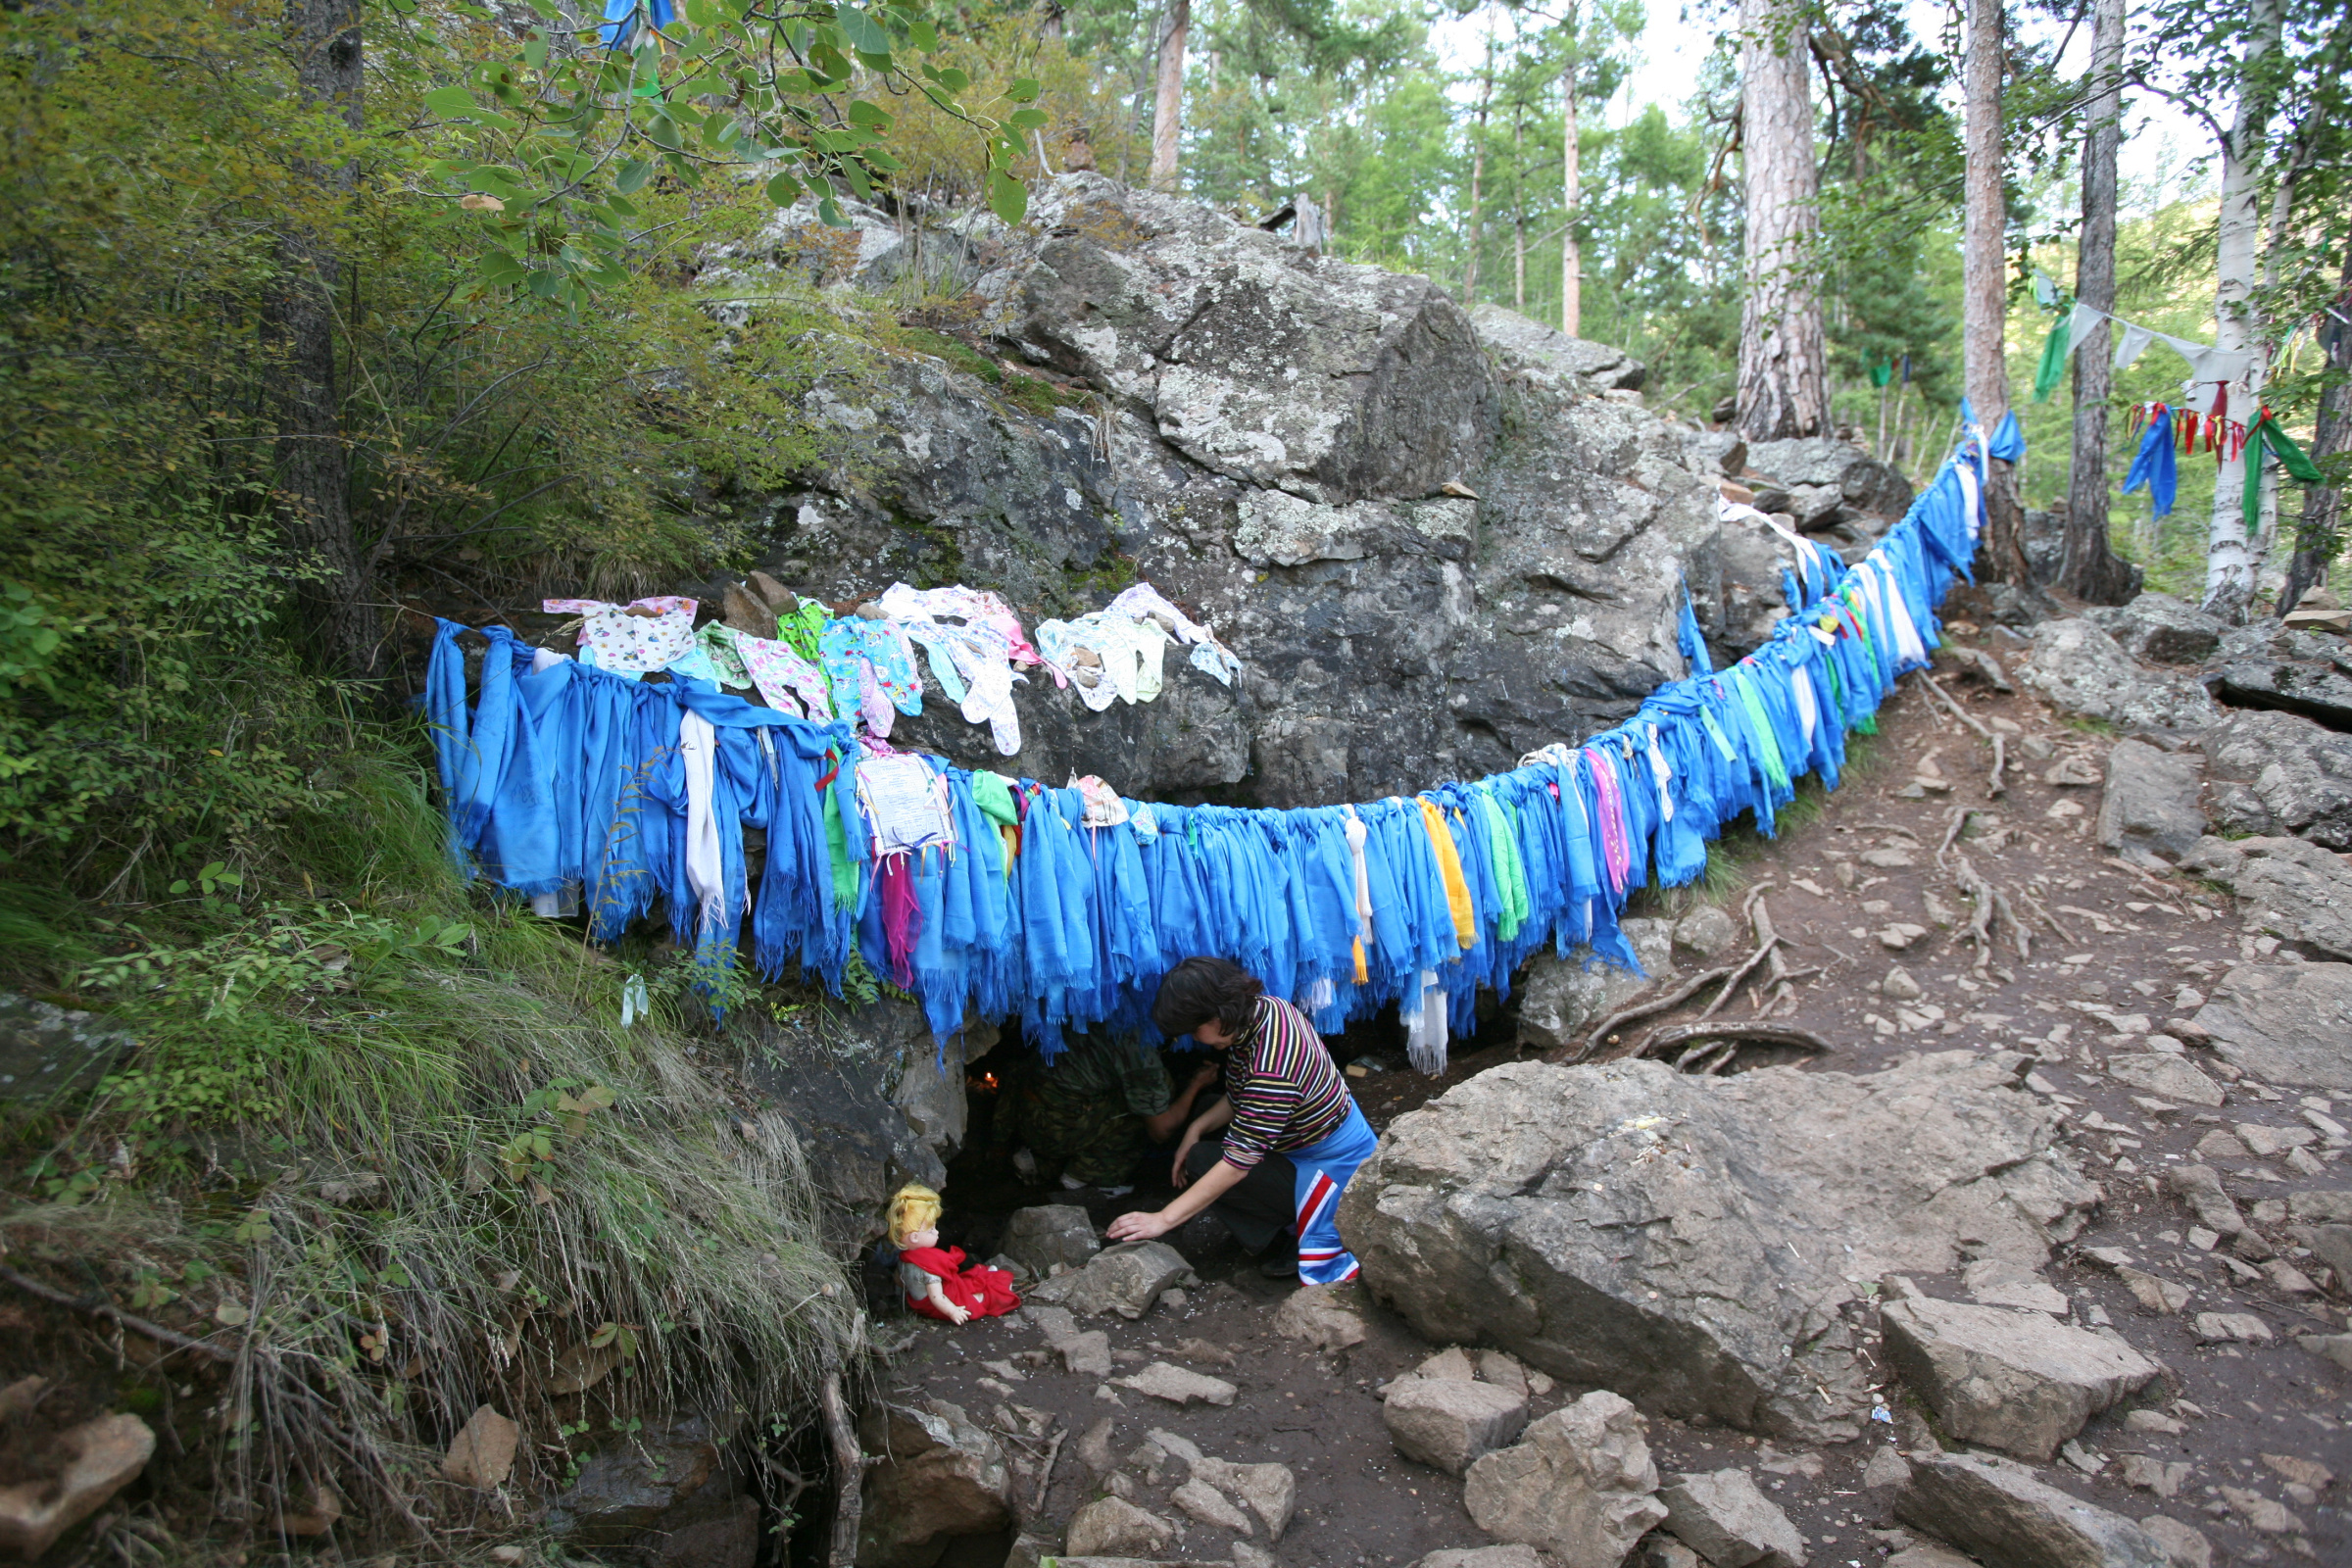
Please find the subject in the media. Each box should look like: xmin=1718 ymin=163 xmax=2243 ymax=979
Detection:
xmin=1895 ymin=1450 xmax=2172 ymax=1568
xmin=2179 ymin=835 xmax=2352 ymax=959
xmin=1462 ymin=1392 xmax=1668 ymax=1568
xmin=710 ymin=174 xmax=1730 ymax=806
xmin=1026 ymin=1240 xmax=1196 ymax=1318
xmin=1382 ymin=1375 xmax=1529 ymax=1475
xmin=2203 ymin=709 xmax=2352 ymax=849
xmin=2192 ymin=960 xmax=2352 ymax=1090
xmin=1471 ymin=305 xmax=1646 ymax=392
xmin=999 ymin=1204 xmax=1100 ymax=1278
xmin=547 ymin=1418 xmax=747 ymax=1554
xmin=1878 ymin=1297 xmax=2160 ymax=1461
xmin=857 ymin=1400 xmax=1015 ymax=1568
xmin=1339 ymin=1052 xmax=2098 ymax=1440
xmin=2020 ymin=620 xmax=2219 ymax=733
xmin=1658 ymin=1468 xmax=1806 ymax=1568
xmin=2096 ymin=740 xmax=2206 ymax=867
xmin=2206 ymin=622 xmax=2352 ymax=730
xmin=1744 ymin=437 xmax=1914 ymax=522
xmin=2086 ymin=593 xmax=2225 ymax=665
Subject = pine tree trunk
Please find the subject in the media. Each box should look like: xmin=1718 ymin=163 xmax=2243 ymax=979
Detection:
xmin=1150 ymin=0 xmax=1190 ymax=190
xmin=2200 ymin=0 xmax=2284 ymax=618
xmin=1962 ymin=0 xmax=2029 ymax=585
xmin=268 ymin=0 xmax=377 ymax=679
xmin=1561 ymin=14 xmax=1581 ymax=337
xmin=2280 ymin=251 xmax=2352 ymax=615
xmin=2059 ymin=0 xmax=2137 ymax=604
xmin=1734 ymin=0 xmax=1828 ymax=440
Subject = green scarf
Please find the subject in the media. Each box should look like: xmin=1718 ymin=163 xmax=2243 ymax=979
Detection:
xmin=2240 ymin=410 xmax=2324 ymax=530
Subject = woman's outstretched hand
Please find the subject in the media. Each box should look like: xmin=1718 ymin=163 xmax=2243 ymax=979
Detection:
xmin=1106 ymin=1208 xmax=1174 ymax=1243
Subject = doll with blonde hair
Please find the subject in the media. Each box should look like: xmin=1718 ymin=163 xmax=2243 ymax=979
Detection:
xmin=888 ymin=1183 xmax=1020 ymax=1324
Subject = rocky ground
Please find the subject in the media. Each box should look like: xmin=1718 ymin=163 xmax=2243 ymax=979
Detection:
xmin=858 ymin=597 xmax=2351 ymax=1568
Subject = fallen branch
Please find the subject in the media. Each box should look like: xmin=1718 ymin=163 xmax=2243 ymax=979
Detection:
xmin=1699 ymin=936 xmax=1782 ymax=1020
xmin=1566 ymin=962 xmax=1740 ymax=1063
xmin=0 ymin=1263 xmax=236 ymax=1364
xmin=2024 ymin=889 xmax=2079 ymax=947
xmin=1917 ymin=671 xmax=1994 ymax=740
xmin=1029 ymin=1423 xmax=1067 ymax=1518
xmin=1640 ymin=1022 xmax=1835 ymax=1061
xmin=822 ymin=1370 xmax=867 ymax=1568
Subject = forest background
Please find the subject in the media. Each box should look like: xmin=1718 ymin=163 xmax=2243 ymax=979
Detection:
xmin=0 ymin=0 xmax=2344 ymax=1556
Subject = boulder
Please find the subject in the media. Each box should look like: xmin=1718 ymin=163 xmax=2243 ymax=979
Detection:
xmin=2095 ymin=741 xmax=2206 ymax=868
xmin=999 ymin=1204 xmax=1101 ymax=1278
xmin=2203 ymin=710 xmax=2352 ymax=850
xmin=1674 ymin=905 xmax=1740 ymax=960
xmin=2192 ymin=960 xmax=2352 ymax=1091
xmin=1025 ymin=1241 xmax=1196 ymax=1318
xmin=1462 ymin=1392 xmax=1669 ymax=1568
xmin=1382 ymin=1376 xmax=1529 ymax=1475
xmin=2018 ymin=620 xmax=2219 ymax=734
xmin=1657 ymin=1468 xmax=1806 ymax=1568
xmin=2086 ymin=594 xmax=2226 ymax=665
xmin=1513 ymin=919 xmax=1675 ymax=1053
xmin=1744 ymin=437 xmax=1914 ymax=519
xmin=0 ymin=992 xmax=137 ymax=1105
xmin=1271 ymin=1283 xmax=1368 ymax=1348
xmin=1064 ymin=1496 xmax=1178 ymax=1558
xmin=1471 ymin=304 xmax=1647 ymax=392
xmin=2208 ymin=649 xmax=2352 ymax=731
xmin=856 ymin=1400 xmax=1014 ymax=1568
xmin=1877 ymin=1297 xmax=2160 ymax=1461
xmin=2180 ymin=836 xmax=2352 ymax=960
xmin=1340 ymin=1053 xmax=2098 ymax=1439
xmin=547 ymin=1418 xmax=742 ymax=1551
xmin=1895 ymin=1451 xmax=2172 ymax=1568
xmin=0 ymin=1412 xmax=154 ymax=1561
xmin=1681 ymin=430 xmax=1748 ymax=478
xmin=1187 ymin=1453 xmax=1297 ymax=1541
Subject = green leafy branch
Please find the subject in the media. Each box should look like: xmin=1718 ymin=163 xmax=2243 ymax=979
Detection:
xmin=413 ymin=0 xmax=1044 ymax=307
xmin=497 ymin=1078 xmax=619 ymax=1186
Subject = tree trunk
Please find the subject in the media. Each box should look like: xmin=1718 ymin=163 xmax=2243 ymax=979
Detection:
xmin=1464 ymin=38 xmax=1494 ymax=305
xmin=2280 ymin=250 xmax=2352 ymax=615
xmin=2200 ymin=0 xmax=2284 ymax=618
xmin=1513 ymin=111 xmax=1526 ymax=313
xmin=1962 ymin=0 xmax=2029 ymax=585
xmin=1149 ymin=0 xmax=1189 ymax=190
xmin=1561 ymin=10 xmax=1581 ymax=337
xmin=269 ymin=0 xmax=377 ymax=680
xmin=2058 ymin=0 xmax=2137 ymax=604
xmin=1735 ymin=0 xmax=1828 ymax=440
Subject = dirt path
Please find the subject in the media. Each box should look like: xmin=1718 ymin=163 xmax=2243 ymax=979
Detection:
xmin=896 ymin=631 xmax=2350 ymax=1568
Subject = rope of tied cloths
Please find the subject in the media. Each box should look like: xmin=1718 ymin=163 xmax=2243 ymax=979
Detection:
xmin=423 ymin=424 xmax=2007 ymax=1071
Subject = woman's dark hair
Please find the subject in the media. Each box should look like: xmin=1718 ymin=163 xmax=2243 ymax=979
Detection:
xmin=1152 ymin=956 xmax=1263 ymax=1039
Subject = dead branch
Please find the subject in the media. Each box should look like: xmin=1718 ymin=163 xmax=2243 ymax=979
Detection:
xmin=1988 ymin=733 xmax=2007 ymax=798
xmin=1917 ymin=671 xmax=1994 ymax=740
xmin=1641 ymin=1022 xmax=1836 ymax=1060
xmin=822 ymin=1370 xmax=866 ymax=1568
xmin=1029 ymin=1423 xmax=1066 ymax=1518
xmin=1566 ymin=962 xmax=1740 ymax=1062
xmin=1699 ymin=936 xmax=1783 ymax=1020
xmin=1955 ymin=648 xmax=2013 ymax=692
xmin=2023 ymin=888 xmax=2079 ymax=946
xmin=0 ymin=1263 xmax=236 ymax=1364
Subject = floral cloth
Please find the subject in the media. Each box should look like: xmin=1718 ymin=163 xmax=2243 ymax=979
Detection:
xmin=542 ymin=596 xmax=698 ymax=676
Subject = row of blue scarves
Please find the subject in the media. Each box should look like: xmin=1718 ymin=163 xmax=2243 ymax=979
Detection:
xmin=423 ymin=421 xmax=2015 ymax=1054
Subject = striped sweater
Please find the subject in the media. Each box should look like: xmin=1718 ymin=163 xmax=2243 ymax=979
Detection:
xmin=1219 ymin=996 xmax=1352 ymax=1171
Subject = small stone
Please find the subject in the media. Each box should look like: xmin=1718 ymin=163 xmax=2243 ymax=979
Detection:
xmin=2062 ymin=1439 xmax=2108 ymax=1475
xmin=2165 ymin=1164 xmax=2246 ymax=1235
xmin=1423 ymin=1549 xmax=1547 ymax=1568
xmin=1188 ymin=1450 xmax=1298 ymax=1541
xmin=1270 ymin=1283 xmax=1367 ymax=1348
xmin=1116 ymin=1361 xmax=1238 ymax=1406
xmin=2118 ymin=1454 xmax=2188 ymax=1498
xmin=2260 ymin=1453 xmax=2331 ymax=1491
xmin=1234 ymin=1544 xmax=1279 ymax=1568
xmin=2137 ymin=1516 xmax=2212 ymax=1568
xmin=2185 ymin=1225 xmax=2220 ymax=1251
xmin=1462 ymin=1392 xmax=1668 ymax=1568
xmin=1660 ymin=1467 xmax=1805 ymax=1568
xmin=2263 ymin=1258 xmax=2318 ymax=1295
xmin=2191 ymin=1311 xmax=2272 ymax=1344
xmin=1879 ymin=923 xmax=1931 ymax=951
xmin=1878 ymin=1296 xmax=2161 ymax=1461
xmin=1675 ymin=905 xmax=1740 ymax=960
xmin=2219 ymin=1486 xmax=2302 ymax=1534
xmin=1172 ymin=1476 xmax=1254 ymax=1534
xmin=1884 ymin=966 xmax=1925 ymax=1002
xmin=1175 ymin=1336 xmax=1236 ymax=1366
xmin=1895 ymin=1450 xmax=2173 ymax=1568
xmin=2192 ymin=1129 xmax=2249 ymax=1161
xmin=1060 ymin=1330 xmax=1114 ymax=1378
xmin=998 ymin=1204 xmax=1101 ymax=1278
xmin=1863 ymin=847 xmax=1919 ymax=868
xmin=1961 ymin=1258 xmax=2072 ymax=1315
xmin=1075 ymin=1416 xmax=1117 ymax=1478
xmin=2118 ymin=1267 xmax=2189 ymax=1315
xmin=0 ymin=1413 xmax=154 ymax=1560
xmin=1064 ymin=1495 xmax=1176 ymax=1557
xmin=1884 ymin=1547 xmax=1979 ymax=1568
xmin=1383 ymin=1376 xmax=1529 ymax=1476
xmin=2237 ymin=1122 xmax=2319 ymax=1156
xmin=1479 ymin=1348 xmax=1531 ymax=1396
xmin=2299 ymin=1330 xmax=2352 ymax=1371
xmin=1863 ymin=1447 xmax=1913 ymax=1491
xmin=2124 ymin=1410 xmax=2183 ymax=1436
xmin=2110 ymin=1055 xmax=2226 ymax=1107
xmin=1414 ymin=1346 xmax=1481 ymax=1382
